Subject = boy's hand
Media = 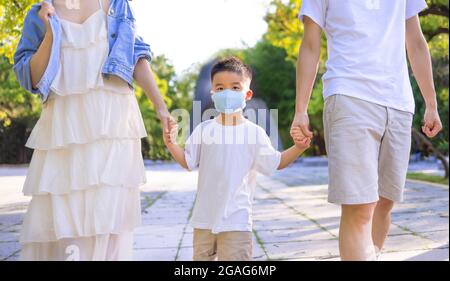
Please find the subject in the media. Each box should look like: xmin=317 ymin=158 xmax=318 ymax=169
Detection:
xmin=163 ymin=118 xmax=178 ymax=146
xmin=291 ymin=127 xmax=312 ymax=150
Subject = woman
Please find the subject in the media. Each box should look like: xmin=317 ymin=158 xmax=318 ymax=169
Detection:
xmin=13 ymin=0 xmax=171 ymax=261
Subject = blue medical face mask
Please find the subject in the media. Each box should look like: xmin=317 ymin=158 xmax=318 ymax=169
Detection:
xmin=211 ymin=89 xmax=247 ymax=114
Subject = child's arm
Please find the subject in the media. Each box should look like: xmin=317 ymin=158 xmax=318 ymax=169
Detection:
xmin=278 ymin=127 xmax=311 ymax=170
xmin=278 ymin=139 xmax=311 ymax=170
xmin=163 ymin=119 xmax=189 ymax=170
xmin=278 ymin=144 xmax=308 ymax=170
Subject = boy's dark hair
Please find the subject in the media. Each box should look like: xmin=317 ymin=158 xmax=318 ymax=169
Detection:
xmin=211 ymin=57 xmax=253 ymax=81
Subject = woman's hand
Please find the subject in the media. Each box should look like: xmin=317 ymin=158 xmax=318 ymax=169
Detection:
xmin=157 ymin=109 xmax=175 ymax=136
xmin=38 ymin=2 xmax=55 ymax=32
xmin=163 ymin=117 xmax=178 ymax=146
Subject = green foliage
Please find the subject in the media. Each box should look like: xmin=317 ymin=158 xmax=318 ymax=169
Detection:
xmin=243 ymin=40 xmax=298 ymax=151
xmin=264 ymin=0 xmax=328 ymax=69
xmin=407 ymin=172 xmax=449 ymax=185
xmin=0 ymin=0 xmax=39 ymax=63
xmin=0 ymin=57 xmax=41 ymax=163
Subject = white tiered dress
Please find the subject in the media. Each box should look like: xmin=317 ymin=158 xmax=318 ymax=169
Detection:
xmin=19 ymin=8 xmax=148 ymax=261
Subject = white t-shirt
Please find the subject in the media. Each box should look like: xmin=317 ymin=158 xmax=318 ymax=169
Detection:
xmin=185 ymin=119 xmax=281 ymax=234
xmin=299 ymin=0 xmax=428 ymax=114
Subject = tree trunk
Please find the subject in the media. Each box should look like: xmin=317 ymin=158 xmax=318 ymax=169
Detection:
xmin=412 ymin=128 xmax=449 ymax=179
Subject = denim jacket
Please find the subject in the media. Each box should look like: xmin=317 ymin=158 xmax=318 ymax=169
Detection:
xmin=13 ymin=0 xmax=152 ymax=103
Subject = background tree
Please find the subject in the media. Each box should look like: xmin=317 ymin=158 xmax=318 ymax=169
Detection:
xmin=0 ymin=0 xmax=37 ymax=62
xmin=0 ymin=56 xmax=41 ymax=163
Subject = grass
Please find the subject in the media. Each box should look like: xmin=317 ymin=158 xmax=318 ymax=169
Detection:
xmin=407 ymin=172 xmax=449 ymax=186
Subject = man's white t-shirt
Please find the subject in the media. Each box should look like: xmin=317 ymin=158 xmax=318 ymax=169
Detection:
xmin=299 ymin=0 xmax=428 ymax=113
xmin=185 ymin=119 xmax=281 ymax=234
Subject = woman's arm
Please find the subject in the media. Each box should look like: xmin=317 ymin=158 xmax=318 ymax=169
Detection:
xmin=29 ymin=2 xmax=55 ymax=88
xmin=133 ymin=58 xmax=172 ymax=134
xmin=134 ymin=59 xmax=187 ymax=169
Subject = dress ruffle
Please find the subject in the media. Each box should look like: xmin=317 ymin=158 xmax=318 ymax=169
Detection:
xmin=23 ymin=139 xmax=147 ymax=196
xmin=20 ymin=185 xmax=141 ymax=243
xmin=20 ymin=232 xmax=134 ymax=261
xmin=26 ymin=90 xmax=147 ymax=150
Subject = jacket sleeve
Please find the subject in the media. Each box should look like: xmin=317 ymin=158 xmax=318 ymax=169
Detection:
xmin=134 ymin=34 xmax=152 ymax=64
xmin=13 ymin=6 xmax=46 ymax=96
xmin=125 ymin=1 xmax=152 ymax=64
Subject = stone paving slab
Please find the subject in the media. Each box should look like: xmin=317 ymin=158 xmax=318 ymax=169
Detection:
xmin=0 ymin=163 xmax=448 ymax=261
xmin=251 ymin=166 xmax=448 ymax=261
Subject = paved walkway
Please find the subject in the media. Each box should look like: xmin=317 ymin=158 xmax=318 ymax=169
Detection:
xmin=0 ymin=162 xmax=448 ymax=261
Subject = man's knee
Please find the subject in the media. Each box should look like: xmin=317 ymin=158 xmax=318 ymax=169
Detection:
xmin=376 ymin=197 xmax=395 ymax=216
xmin=342 ymin=203 xmax=376 ymax=226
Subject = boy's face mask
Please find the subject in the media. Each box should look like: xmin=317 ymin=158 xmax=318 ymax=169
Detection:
xmin=211 ymin=89 xmax=247 ymax=114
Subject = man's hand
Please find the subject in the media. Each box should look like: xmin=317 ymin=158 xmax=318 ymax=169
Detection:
xmin=422 ymin=107 xmax=442 ymax=138
xmin=290 ymin=113 xmax=314 ymax=141
xmin=291 ymin=126 xmax=312 ymax=150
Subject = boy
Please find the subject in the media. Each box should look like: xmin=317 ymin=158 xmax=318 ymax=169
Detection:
xmin=163 ymin=57 xmax=310 ymax=261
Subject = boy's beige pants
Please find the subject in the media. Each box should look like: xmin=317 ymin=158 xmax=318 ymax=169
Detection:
xmin=193 ymin=229 xmax=253 ymax=261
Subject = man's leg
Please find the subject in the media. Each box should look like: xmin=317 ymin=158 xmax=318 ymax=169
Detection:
xmin=373 ymin=107 xmax=413 ymax=254
xmin=340 ymin=203 xmax=378 ymax=261
xmin=372 ymin=197 xmax=395 ymax=252
xmin=323 ymin=95 xmax=388 ymax=261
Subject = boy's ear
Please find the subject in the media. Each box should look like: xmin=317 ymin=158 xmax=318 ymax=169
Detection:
xmin=245 ymin=90 xmax=253 ymax=101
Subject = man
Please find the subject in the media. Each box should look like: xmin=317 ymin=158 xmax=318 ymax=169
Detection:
xmin=292 ymin=0 xmax=443 ymax=260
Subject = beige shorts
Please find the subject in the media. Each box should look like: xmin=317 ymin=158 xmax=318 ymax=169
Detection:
xmin=193 ymin=229 xmax=253 ymax=261
xmin=324 ymin=94 xmax=413 ymax=205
